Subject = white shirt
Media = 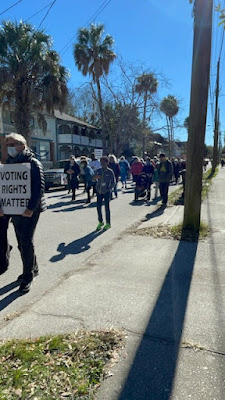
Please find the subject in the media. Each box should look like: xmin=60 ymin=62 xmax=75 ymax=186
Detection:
xmin=89 ymin=159 xmax=101 ymax=172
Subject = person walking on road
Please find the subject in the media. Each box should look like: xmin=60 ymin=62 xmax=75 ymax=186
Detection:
xmin=93 ymin=156 xmax=116 ymax=231
xmin=119 ymin=156 xmax=130 ymax=189
xmin=89 ymin=153 xmax=101 ymax=196
xmin=109 ymin=154 xmax=120 ymax=199
xmin=64 ymin=156 xmax=80 ymax=201
xmin=157 ymin=153 xmax=173 ymax=206
xmin=79 ymin=158 xmax=95 ymax=204
xmin=130 ymin=157 xmax=143 ymax=183
xmin=0 ymin=133 xmax=47 ymax=293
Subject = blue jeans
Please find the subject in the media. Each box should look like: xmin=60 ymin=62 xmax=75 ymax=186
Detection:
xmin=97 ymin=192 xmax=111 ymax=224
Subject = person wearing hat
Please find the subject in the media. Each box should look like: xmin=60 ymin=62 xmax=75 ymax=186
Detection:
xmin=157 ymin=153 xmax=173 ymax=206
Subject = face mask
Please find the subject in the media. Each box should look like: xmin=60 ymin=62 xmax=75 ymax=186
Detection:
xmin=7 ymin=146 xmax=18 ymax=158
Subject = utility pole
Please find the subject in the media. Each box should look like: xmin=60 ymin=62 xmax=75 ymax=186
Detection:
xmin=183 ymin=0 xmax=213 ymax=232
xmin=218 ymin=108 xmax=222 ymax=158
xmin=212 ymin=59 xmax=220 ymax=173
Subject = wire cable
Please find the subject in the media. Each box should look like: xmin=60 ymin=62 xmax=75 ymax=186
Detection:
xmin=0 ymin=0 xmax=22 ymax=17
xmin=37 ymin=0 xmax=57 ymax=30
xmin=25 ymin=1 xmax=54 ymax=22
xmin=60 ymin=0 xmax=112 ymax=56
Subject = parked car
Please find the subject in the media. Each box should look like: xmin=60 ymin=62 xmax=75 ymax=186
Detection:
xmin=44 ymin=160 xmax=68 ymax=191
xmin=44 ymin=158 xmax=91 ymax=190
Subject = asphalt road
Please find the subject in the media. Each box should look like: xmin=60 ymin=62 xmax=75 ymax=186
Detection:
xmin=0 ymin=180 xmax=179 ymax=326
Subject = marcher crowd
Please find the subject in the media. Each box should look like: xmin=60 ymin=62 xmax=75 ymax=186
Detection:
xmin=0 ymin=132 xmax=189 ymax=293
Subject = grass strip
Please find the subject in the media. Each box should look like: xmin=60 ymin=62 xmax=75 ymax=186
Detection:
xmin=132 ymin=221 xmax=210 ymax=242
xmin=202 ymin=167 xmax=218 ymax=200
xmin=168 ymin=167 xmax=219 ymax=206
xmin=0 ymin=329 xmax=124 ymax=400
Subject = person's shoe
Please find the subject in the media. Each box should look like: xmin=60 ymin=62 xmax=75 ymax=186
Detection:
xmin=103 ymin=223 xmax=111 ymax=230
xmin=85 ymin=200 xmax=91 ymax=204
xmin=19 ymin=280 xmax=32 ymax=293
xmin=96 ymin=222 xmax=104 ymax=231
xmin=17 ymin=270 xmax=39 ymax=281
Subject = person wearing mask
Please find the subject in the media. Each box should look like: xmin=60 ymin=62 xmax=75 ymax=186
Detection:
xmin=89 ymin=153 xmax=101 ymax=197
xmin=157 ymin=153 xmax=173 ymax=206
xmin=93 ymin=156 xmax=116 ymax=231
xmin=79 ymin=159 xmax=95 ymax=204
xmin=0 ymin=132 xmax=46 ymax=293
xmin=109 ymin=154 xmax=120 ymax=199
xmin=64 ymin=156 xmax=80 ymax=201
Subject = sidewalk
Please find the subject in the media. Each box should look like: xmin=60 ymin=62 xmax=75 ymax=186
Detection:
xmin=1 ymin=169 xmax=225 ymax=399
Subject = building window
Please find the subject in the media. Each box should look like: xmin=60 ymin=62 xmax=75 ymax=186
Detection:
xmin=58 ymin=124 xmax=71 ymax=134
xmin=59 ymin=145 xmax=72 ymax=159
xmin=81 ymin=127 xmax=87 ymax=136
xmin=3 ymin=110 xmax=14 ymax=125
xmin=73 ymin=125 xmax=79 ymax=135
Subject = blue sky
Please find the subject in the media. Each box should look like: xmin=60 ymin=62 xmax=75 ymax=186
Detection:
xmin=1 ymin=0 xmax=224 ymax=145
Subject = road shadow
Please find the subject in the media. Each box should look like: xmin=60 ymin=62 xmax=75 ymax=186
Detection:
xmin=0 ymin=280 xmax=20 ymax=296
xmin=52 ymin=202 xmax=97 ymax=213
xmin=143 ymin=205 xmax=166 ymax=221
xmin=48 ymin=199 xmax=87 ymax=210
xmin=119 ymin=239 xmax=198 ymax=400
xmin=50 ymin=230 xmax=104 ymax=262
xmin=0 ymin=282 xmax=23 ymax=312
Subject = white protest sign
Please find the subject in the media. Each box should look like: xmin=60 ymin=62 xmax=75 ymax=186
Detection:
xmin=0 ymin=163 xmax=31 ymax=215
xmin=94 ymin=148 xmax=103 ymax=159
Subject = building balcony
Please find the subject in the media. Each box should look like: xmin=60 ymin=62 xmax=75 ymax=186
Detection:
xmin=57 ymin=134 xmax=102 ymax=148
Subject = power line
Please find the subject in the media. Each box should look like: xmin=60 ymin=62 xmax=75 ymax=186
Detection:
xmin=0 ymin=0 xmax=22 ymax=17
xmin=37 ymin=0 xmax=57 ymax=30
xmin=60 ymin=0 xmax=112 ymax=56
xmin=25 ymin=1 xmax=54 ymax=22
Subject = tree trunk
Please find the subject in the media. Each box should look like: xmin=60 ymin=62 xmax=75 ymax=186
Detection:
xmin=96 ymin=77 xmax=107 ymax=155
xmin=183 ymin=0 xmax=213 ymax=232
xmin=166 ymin=115 xmax=171 ymax=158
xmin=0 ymin=105 xmax=4 ymax=134
xmin=142 ymin=92 xmax=148 ymax=158
xmin=14 ymin=78 xmax=31 ymax=145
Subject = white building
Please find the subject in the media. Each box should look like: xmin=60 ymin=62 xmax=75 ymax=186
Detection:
xmin=0 ymin=107 xmax=102 ymax=164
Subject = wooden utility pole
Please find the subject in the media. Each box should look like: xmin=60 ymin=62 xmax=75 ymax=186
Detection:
xmin=212 ymin=59 xmax=220 ymax=173
xmin=183 ymin=0 xmax=213 ymax=232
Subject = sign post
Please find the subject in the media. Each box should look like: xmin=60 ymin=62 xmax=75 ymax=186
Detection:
xmin=0 ymin=163 xmax=31 ymax=215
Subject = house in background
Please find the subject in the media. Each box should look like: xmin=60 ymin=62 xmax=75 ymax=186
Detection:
xmin=54 ymin=110 xmax=102 ymax=160
xmin=0 ymin=107 xmax=102 ymax=165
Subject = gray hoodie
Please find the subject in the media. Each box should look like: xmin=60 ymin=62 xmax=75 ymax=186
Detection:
xmin=95 ymin=167 xmax=116 ymax=194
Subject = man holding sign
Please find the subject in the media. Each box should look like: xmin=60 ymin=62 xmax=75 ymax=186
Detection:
xmin=0 ymin=133 xmax=46 ymax=293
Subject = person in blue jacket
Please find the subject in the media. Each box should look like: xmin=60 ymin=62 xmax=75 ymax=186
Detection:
xmin=79 ymin=158 xmax=95 ymax=204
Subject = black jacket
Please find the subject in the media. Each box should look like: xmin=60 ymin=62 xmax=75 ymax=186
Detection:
xmin=6 ymin=149 xmax=47 ymax=212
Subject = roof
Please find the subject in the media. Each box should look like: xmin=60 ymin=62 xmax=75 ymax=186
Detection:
xmin=54 ymin=110 xmax=98 ymax=130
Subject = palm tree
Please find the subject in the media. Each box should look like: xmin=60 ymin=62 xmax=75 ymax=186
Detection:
xmin=74 ymin=23 xmax=116 ymax=154
xmin=0 ymin=21 xmax=68 ymax=143
xmin=160 ymin=95 xmax=179 ymax=157
xmin=135 ymin=73 xmax=158 ymax=157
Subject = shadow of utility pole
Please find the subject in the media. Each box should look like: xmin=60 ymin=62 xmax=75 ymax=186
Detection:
xmin=119 ymin=238 xmax=198 ymax=400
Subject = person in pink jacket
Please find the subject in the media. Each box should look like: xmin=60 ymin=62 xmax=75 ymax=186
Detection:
xmin=131 ymin=157 xmax=143 ymax=183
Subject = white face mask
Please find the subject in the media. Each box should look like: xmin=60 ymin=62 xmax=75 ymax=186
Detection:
xmin=7 ymin=146 xmax=19 ymax=158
